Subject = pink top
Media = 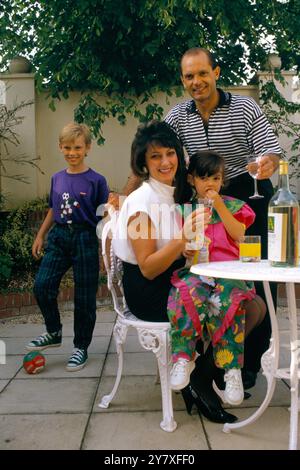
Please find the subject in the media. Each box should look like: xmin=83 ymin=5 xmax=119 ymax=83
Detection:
xmin=206 ymin=196 xmax=255 ymax=262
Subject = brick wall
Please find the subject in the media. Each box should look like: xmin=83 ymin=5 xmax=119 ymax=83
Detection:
xmin=0 ymin=284 xmax=110 ymax=319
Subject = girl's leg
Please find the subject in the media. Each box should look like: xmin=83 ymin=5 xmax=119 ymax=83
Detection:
xmin=167 ymin=270 xmax=211 ymax=362
xmin=167 ymin=286 xmax=199 ymax=362
xmin=72 ymin=230 xmax=99 ymax=350
xmin=33 ymin=226 xmax=71 ymax=333
xmin=206 ymin=278 xmax=252 ymax=405
xmin=206 ymin=277 xmax=256 ymax=370
xmin=211 ymin=303 xmax=246 ymax=370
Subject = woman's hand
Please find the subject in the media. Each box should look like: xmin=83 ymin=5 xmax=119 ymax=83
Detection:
xmin=182 ymin=207 xmax=205 ymax=242
xmin=182 ymin=248 xmax=197 ymax=259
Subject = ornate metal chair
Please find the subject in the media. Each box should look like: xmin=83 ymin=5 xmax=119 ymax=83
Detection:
xmin=98 ymin=211 xmax=176 ymax=432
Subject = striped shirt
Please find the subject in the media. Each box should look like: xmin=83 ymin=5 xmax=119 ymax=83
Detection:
xmin=164 ymin=89 xmax=281 ymax=180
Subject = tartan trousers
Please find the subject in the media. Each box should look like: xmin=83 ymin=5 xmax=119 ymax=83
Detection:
xmin=33 ymin=224 xmax=99 ymax=350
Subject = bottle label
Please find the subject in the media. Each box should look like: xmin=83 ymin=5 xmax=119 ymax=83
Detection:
xmin=268 ymin=212 xmax=287 ymax=262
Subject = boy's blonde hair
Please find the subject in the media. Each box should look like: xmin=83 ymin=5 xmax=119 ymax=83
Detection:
xmin=59 ymin=122 xmax=92 ymax=145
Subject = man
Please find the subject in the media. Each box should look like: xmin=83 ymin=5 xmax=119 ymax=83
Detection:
xmin=164 ymin=48 xmax=281 ymax=388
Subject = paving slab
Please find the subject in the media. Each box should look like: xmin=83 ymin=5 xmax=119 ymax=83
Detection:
xmin=224 ymin=373 xmax=290 ymax=409
xmin=0 ymin=355 xmax=23 ymax=380
xmin=103 ymin=352 xmax=157 ymax=376
xmin=4 ymin=335 xmax=110 ymax=355
xmin=96 ymin=310 xmax=116 ymax=323
xmin=205 ymin=406 xmax=300 ymax=450
xmin=14 ymin=353 xmax=105 ymax=379
xmin=0 ymin=377 xmax=98 ymax=413
xmin=0 ymin=414 xmax=89 ymax=450
xmin=82 ymin=411 xmax=208 ymax=450
xmin=94 ymin=375 xmax=185 ymax=413
xmin=0 ymin=379 xmax=9 ymax=393
xmin=108 ymin=334 xmax=150 ymax=353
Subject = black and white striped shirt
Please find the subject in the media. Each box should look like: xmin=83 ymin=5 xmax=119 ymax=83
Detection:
xmin=164 ymin=89 xmax=281 ymax=180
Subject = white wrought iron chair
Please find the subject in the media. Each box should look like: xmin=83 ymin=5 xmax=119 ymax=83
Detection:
xmin=98 ymin=210 xmax=176 ymax=432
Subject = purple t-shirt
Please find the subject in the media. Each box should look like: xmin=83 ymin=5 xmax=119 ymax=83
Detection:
xmin=49 ymin=168 xmax=109 ymax=227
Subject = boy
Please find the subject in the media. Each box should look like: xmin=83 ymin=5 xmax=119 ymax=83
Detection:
xmin=26 ymin=122 xmax=109 ymax=371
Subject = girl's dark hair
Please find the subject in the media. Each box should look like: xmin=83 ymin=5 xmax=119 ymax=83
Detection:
xmin=131 ymin=120 xmax=192 ymax=203
xmin=188 ymin=150 xmax=225 ymax=181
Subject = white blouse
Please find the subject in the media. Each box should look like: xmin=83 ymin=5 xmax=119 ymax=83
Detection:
xmin=113 ymin=177 xmax=182 ymax=264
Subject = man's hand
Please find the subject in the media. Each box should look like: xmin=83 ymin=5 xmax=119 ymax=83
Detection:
xmin=256 ymin=154 xmax=280 ymax=180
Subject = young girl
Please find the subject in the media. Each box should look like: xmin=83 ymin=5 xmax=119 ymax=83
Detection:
xmin=168 ymin=150 xmax=266 ymax=406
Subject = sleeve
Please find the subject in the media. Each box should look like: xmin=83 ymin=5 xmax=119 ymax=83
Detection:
xmin=233 ymin=203 xmax=256 ymax=229
xmin=164 ymin=105 xmax=180 ymax=135
xmin=120 ymin=186 xmax=160 ymax=233
xmin=244 ymin=99 xmax=282 ymax=156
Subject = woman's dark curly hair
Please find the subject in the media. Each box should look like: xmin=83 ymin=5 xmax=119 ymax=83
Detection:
xmin=131 ymin=120 xmax=192 ymax=203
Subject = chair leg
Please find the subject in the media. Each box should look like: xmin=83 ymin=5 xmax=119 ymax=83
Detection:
xmin=137 ymin=328 xmax=177 ymax=432
xmin=99 ymin=319 xmax=128 ymax=409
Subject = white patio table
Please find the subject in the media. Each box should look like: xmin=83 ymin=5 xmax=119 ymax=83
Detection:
xmin=190 ymin=259 xmax=300 ymax=450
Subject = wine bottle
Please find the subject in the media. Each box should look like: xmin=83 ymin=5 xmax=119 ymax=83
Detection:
xmin=268 ymin=160 xmax=299 ymax=267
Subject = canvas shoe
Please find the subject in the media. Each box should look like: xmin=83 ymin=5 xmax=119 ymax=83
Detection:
xmin=66 ymin=348 xmax=88 ymax=372
xmin=224 ymin=368 xmax=244 ymax=405
xmin=26 ymin=330 xmax=62 ymax=351
xmin=170 ymin=359 xmax=195 ymax=390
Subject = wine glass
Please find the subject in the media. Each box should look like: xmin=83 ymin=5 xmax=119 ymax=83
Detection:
xmin=247 ymin=155 xmax=264 ymax=199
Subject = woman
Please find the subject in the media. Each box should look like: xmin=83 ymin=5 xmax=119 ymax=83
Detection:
xmin=113 ymin=120 xmax=237 ymax=423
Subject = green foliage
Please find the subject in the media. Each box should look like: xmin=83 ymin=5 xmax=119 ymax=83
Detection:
xmin=260 ymin=79 xmax=300 ymax=182
xmin=1 ymin=0 xmax=300 ymax=143
xmin=1 ymin=197 xmax=49 ymax=278
xmin=0 ymin=253 xmax=13 ymax=289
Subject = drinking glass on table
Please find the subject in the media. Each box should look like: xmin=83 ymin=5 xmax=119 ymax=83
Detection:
xmin=239 ymin=235 xmax=261 ymax=262
xmin=247 ymin=155 xmax=264 ymax=199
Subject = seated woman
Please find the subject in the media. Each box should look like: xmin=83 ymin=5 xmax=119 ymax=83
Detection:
xmin=113 ymin=120 xmax=238 ymax=423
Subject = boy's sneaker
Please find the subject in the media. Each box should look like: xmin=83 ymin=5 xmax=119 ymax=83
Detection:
xmin=224 ymin=368 xmax=244 ymax=405
xmin=170 ymin=358 xmax=195 ymax=390
xmin=26 ymin=330 xmax=62 ymax=351
xmin=66 ymin=348 xmax=88 ymax=372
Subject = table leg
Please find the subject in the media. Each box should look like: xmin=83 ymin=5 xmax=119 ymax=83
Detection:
xmin=286 ymin=283 xmax=299 ymax=450
xmin=223 ymin=281 xmax=280 ymax=434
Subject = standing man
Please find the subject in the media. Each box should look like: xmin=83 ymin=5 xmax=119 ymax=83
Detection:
xmin=164 ymin=47 xmax=282 ymax=388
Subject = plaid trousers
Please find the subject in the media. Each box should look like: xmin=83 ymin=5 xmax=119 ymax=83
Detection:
xmin=33 ymin=224 xmax=99 ymax=350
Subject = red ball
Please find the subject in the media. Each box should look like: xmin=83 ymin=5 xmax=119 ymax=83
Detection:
xmin=23 ymin=351 xmax=46 ymax=374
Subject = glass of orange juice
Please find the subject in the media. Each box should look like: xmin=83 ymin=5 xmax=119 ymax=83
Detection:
xmin=239 ymin=235 xmax=261 ymax=262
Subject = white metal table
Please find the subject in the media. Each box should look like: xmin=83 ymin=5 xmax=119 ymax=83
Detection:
xmin=190 ymin=260 xmax=300 ymax=450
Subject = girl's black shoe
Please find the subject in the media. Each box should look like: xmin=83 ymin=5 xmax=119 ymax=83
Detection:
xmin=181 ymin=384 xmax=238 ymax=424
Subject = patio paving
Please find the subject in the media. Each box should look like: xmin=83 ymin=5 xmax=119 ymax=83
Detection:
xmin=0 ymin=304 xmax=299 ymax=451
